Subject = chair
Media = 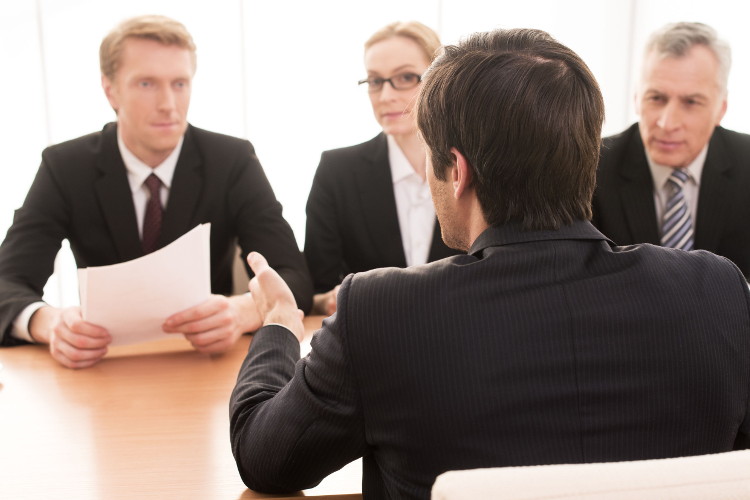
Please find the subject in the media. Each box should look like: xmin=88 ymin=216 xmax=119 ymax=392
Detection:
xmin=431 ymin=450 xmax=750 ymax=499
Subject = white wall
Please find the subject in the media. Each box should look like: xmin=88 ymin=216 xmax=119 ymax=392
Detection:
xmin=2 ymin=0 xmax=749 ymax=307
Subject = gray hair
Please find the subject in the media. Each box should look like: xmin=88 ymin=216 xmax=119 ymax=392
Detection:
xmin=644 ymin=22 xmax=731 ymax=95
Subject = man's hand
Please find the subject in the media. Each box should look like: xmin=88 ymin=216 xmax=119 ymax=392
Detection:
xmin=30 ymin=306 xmax=111 ymax=369
xmin=162 ymin=293 xmax=262 ymax=353
xmin=312 ymin=285 xmax=341 ymax=316
xmin=247 ymin=252 xmax=305 ymax=341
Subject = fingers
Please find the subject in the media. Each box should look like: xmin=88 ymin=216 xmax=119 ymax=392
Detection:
xmin=163 ymin=296 xmax=227 ymax=332
xmin=49 ymin=307 xmax=111 ymax=369
xmin=162 ymin=295 xmax=244 ymax=354
xmin=246 ymin=251 xmax=270 ymax=276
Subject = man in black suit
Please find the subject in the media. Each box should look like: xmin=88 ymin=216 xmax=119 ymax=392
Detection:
xmin=230 ymin=28 xmax=750 ymax=499
xmin=592 ymin=22 xmax=750 ymax=277
xmin=0 ymin=15 xmax=312 ymax=367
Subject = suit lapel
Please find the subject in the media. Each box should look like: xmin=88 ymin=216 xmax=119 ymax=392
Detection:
xmin=94 ymin=124 xmax=143 ymax=262
xmin=355 ymin=134 xmax=407 ymax=267
xmin=160 ymin=125 xmax=203 ymax=247
xmin=618 ymin=130 xmax=661 ymax=245
xmin=695 ymin=128 xmax=731 ymax=252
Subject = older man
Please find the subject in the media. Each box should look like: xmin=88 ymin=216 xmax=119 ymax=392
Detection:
xmin=592 ymin=22 xmax=750 ymax=277
xmin=230 ymin=28 xmax=750 ymax=500
xmin=0 ymin=15 xmax=312 ymax=367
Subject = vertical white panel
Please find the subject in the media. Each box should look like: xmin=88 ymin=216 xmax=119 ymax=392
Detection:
xmin=242 ymin=0 xmax=440 ymax=245
xmin=0 ymin=1 xmax=47 ymax=232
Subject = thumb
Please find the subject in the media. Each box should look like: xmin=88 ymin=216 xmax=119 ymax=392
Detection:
xmin=247 ymin=252 xmax=270 ymax=275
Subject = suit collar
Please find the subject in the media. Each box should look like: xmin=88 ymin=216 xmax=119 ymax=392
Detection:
xmin=469 ymin=220 xmax=611 ymax=257
xmin=355 ymin=133 xmax=407 ymax=267
xmin=695 ymin=127 xmax=733 ymax=250
xmin=93 ymin=122 xmax=203 ymax=260
xmin=159 ymin=124 xmax=203 ymax=248
xmin=612 ymin=124 xmax=661 ymax=244
xmin=94 ymin=123 xmax=143 ymax=262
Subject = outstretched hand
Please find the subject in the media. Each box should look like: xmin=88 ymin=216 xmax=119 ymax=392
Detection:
xmin=247 ymin=252 xmax=305 ymax=341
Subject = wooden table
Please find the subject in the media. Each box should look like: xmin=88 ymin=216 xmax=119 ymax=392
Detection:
xmin=0 ymin=316 xmax=362 ymax=499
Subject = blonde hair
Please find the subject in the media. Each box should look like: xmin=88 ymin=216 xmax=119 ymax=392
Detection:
xmin=100 ymin=15 xmax=196 ymax=80
xmin=365 ymin=21 xmax=441 ymax=63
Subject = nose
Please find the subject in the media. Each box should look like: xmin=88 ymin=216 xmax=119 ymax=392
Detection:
xmin=157 ymin=85 xmax=176 ymax=112
xmin=378 ymin=82 xmax=398 ymax=102
xmin=656 ymin=100 xmax=682 ymax=131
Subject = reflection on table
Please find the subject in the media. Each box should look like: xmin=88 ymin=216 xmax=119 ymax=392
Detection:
xmin=0 ymin=315 xmax=362 ymax=499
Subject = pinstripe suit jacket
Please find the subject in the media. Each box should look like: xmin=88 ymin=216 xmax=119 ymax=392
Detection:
xmin=230 ymin=221 xmax=750 ymax=499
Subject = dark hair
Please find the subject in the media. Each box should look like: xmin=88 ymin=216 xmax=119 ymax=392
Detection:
xmin=417 ymin=29 xmax=604 ymax=230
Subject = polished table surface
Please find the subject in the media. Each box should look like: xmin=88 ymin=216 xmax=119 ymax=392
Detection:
xmin=0 ymin=316 xmax=362 ymax=499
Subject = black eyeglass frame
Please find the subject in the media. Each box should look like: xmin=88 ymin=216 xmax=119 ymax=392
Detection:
xmin=357 ymin=72 xmax=423 ymax=92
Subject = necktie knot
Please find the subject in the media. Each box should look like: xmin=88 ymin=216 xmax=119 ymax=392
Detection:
xmin=145 ymin=173 xmax=162 ymax=197
xmin=667 ymin=168 xmax=690 ymax=189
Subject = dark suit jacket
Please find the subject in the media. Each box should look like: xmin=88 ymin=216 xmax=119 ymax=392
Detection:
xmin=304 ymin=133 xmax=461 ymax=293
xmin=592 ymin=123 xmax=750 ymax=277
xmin=0 ymin=123 xmax=312 ymax=346
xmin=230 ymin=221 xmax=750 ymax=499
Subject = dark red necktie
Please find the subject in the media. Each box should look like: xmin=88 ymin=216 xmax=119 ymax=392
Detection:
xmin=142 ymin=173 xmax=163 ymax=254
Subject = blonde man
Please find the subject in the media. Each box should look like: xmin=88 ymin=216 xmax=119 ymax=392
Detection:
xmin=0 ymin=15 xmax=312 ymax=367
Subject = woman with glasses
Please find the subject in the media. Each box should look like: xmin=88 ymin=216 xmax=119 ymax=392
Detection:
xmin=304 ymin=21 xmax=460 ymax=315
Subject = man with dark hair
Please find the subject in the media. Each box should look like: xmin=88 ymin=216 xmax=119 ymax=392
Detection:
xmin=230 ymin=28 xmax=750 ymax=499
xmin=592 ymin=22 xmax=750 ymax=277
xmin=0 ymin=15 xmax=312 ymax=367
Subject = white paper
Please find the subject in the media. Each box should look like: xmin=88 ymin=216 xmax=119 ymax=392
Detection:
xmin=78 ymin=224 xmax=211 ymax=346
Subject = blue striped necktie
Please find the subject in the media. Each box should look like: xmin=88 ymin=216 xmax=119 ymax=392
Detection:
xmin=661 ymin=169 xmax=694 ymax=250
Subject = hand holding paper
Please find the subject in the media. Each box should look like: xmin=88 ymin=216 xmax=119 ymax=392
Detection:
xmin=79 ymin=224 xmax=212 ymax=347
xmin=30 ymin=305 xmax=111 ymax=369
xmin=162 ymin=292 xmax=261 ymax=353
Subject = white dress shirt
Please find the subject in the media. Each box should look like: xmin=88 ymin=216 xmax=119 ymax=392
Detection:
xmin=11 ymin=130 xmax=184 ymax=342
xmin=387 ymin=135 xmax=435 ymax=267
xmin=647 ymin=145 xmax=707 ymax=236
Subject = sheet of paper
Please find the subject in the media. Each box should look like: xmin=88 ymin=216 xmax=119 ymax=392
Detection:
xmin=78 ymin=223 xmax=211 ymax=346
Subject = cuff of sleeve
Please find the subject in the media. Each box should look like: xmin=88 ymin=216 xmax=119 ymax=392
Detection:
xmin=11 ymin=302 xmax=46 ymax=343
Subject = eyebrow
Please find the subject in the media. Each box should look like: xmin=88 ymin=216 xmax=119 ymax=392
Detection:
xmin=644 ymin=89 xmax=708 ymax=100
xmin=367 ymin=64 xmax=419 ymax=76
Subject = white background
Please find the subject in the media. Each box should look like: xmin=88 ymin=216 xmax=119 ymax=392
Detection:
xmin=2 ymin=0 xmax=749 ymax=306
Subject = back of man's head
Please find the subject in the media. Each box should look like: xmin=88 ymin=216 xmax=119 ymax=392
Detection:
xmin=417 ymin=28 xmax=604 ymax=231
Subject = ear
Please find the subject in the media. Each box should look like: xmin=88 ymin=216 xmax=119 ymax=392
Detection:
xmin=449 ymin=147 xmax=473 ymax=200
xmin=102 ymin=75 xmax=119 ymax=112
xmin=716 ymin=97 xmax=728 ymax=125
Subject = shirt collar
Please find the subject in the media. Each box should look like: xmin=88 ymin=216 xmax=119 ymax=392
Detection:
xmin=387 ymin=135 xmax=420 ymax=184
xmin=118 ymin=129 xmax=183 ymax=192
xmin=468 ymin=221 xmax=612 ymax=257
xmin=647 ymin=144 xmax=708 ymax=191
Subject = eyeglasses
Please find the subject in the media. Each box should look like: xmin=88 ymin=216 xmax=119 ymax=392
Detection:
xmin=358 ymin=72 xmax=422 ymax=93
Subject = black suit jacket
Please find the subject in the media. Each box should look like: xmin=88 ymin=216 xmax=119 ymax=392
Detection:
xmin=592 ymin=123 xmax=750 ymax=277
xmin=0 ymin=123 xmax=312 ymax=346
xmin=230 ymin=221 xmax=750 ymax=499
xmin=304 ymin=133 xmax=461 ymax=293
